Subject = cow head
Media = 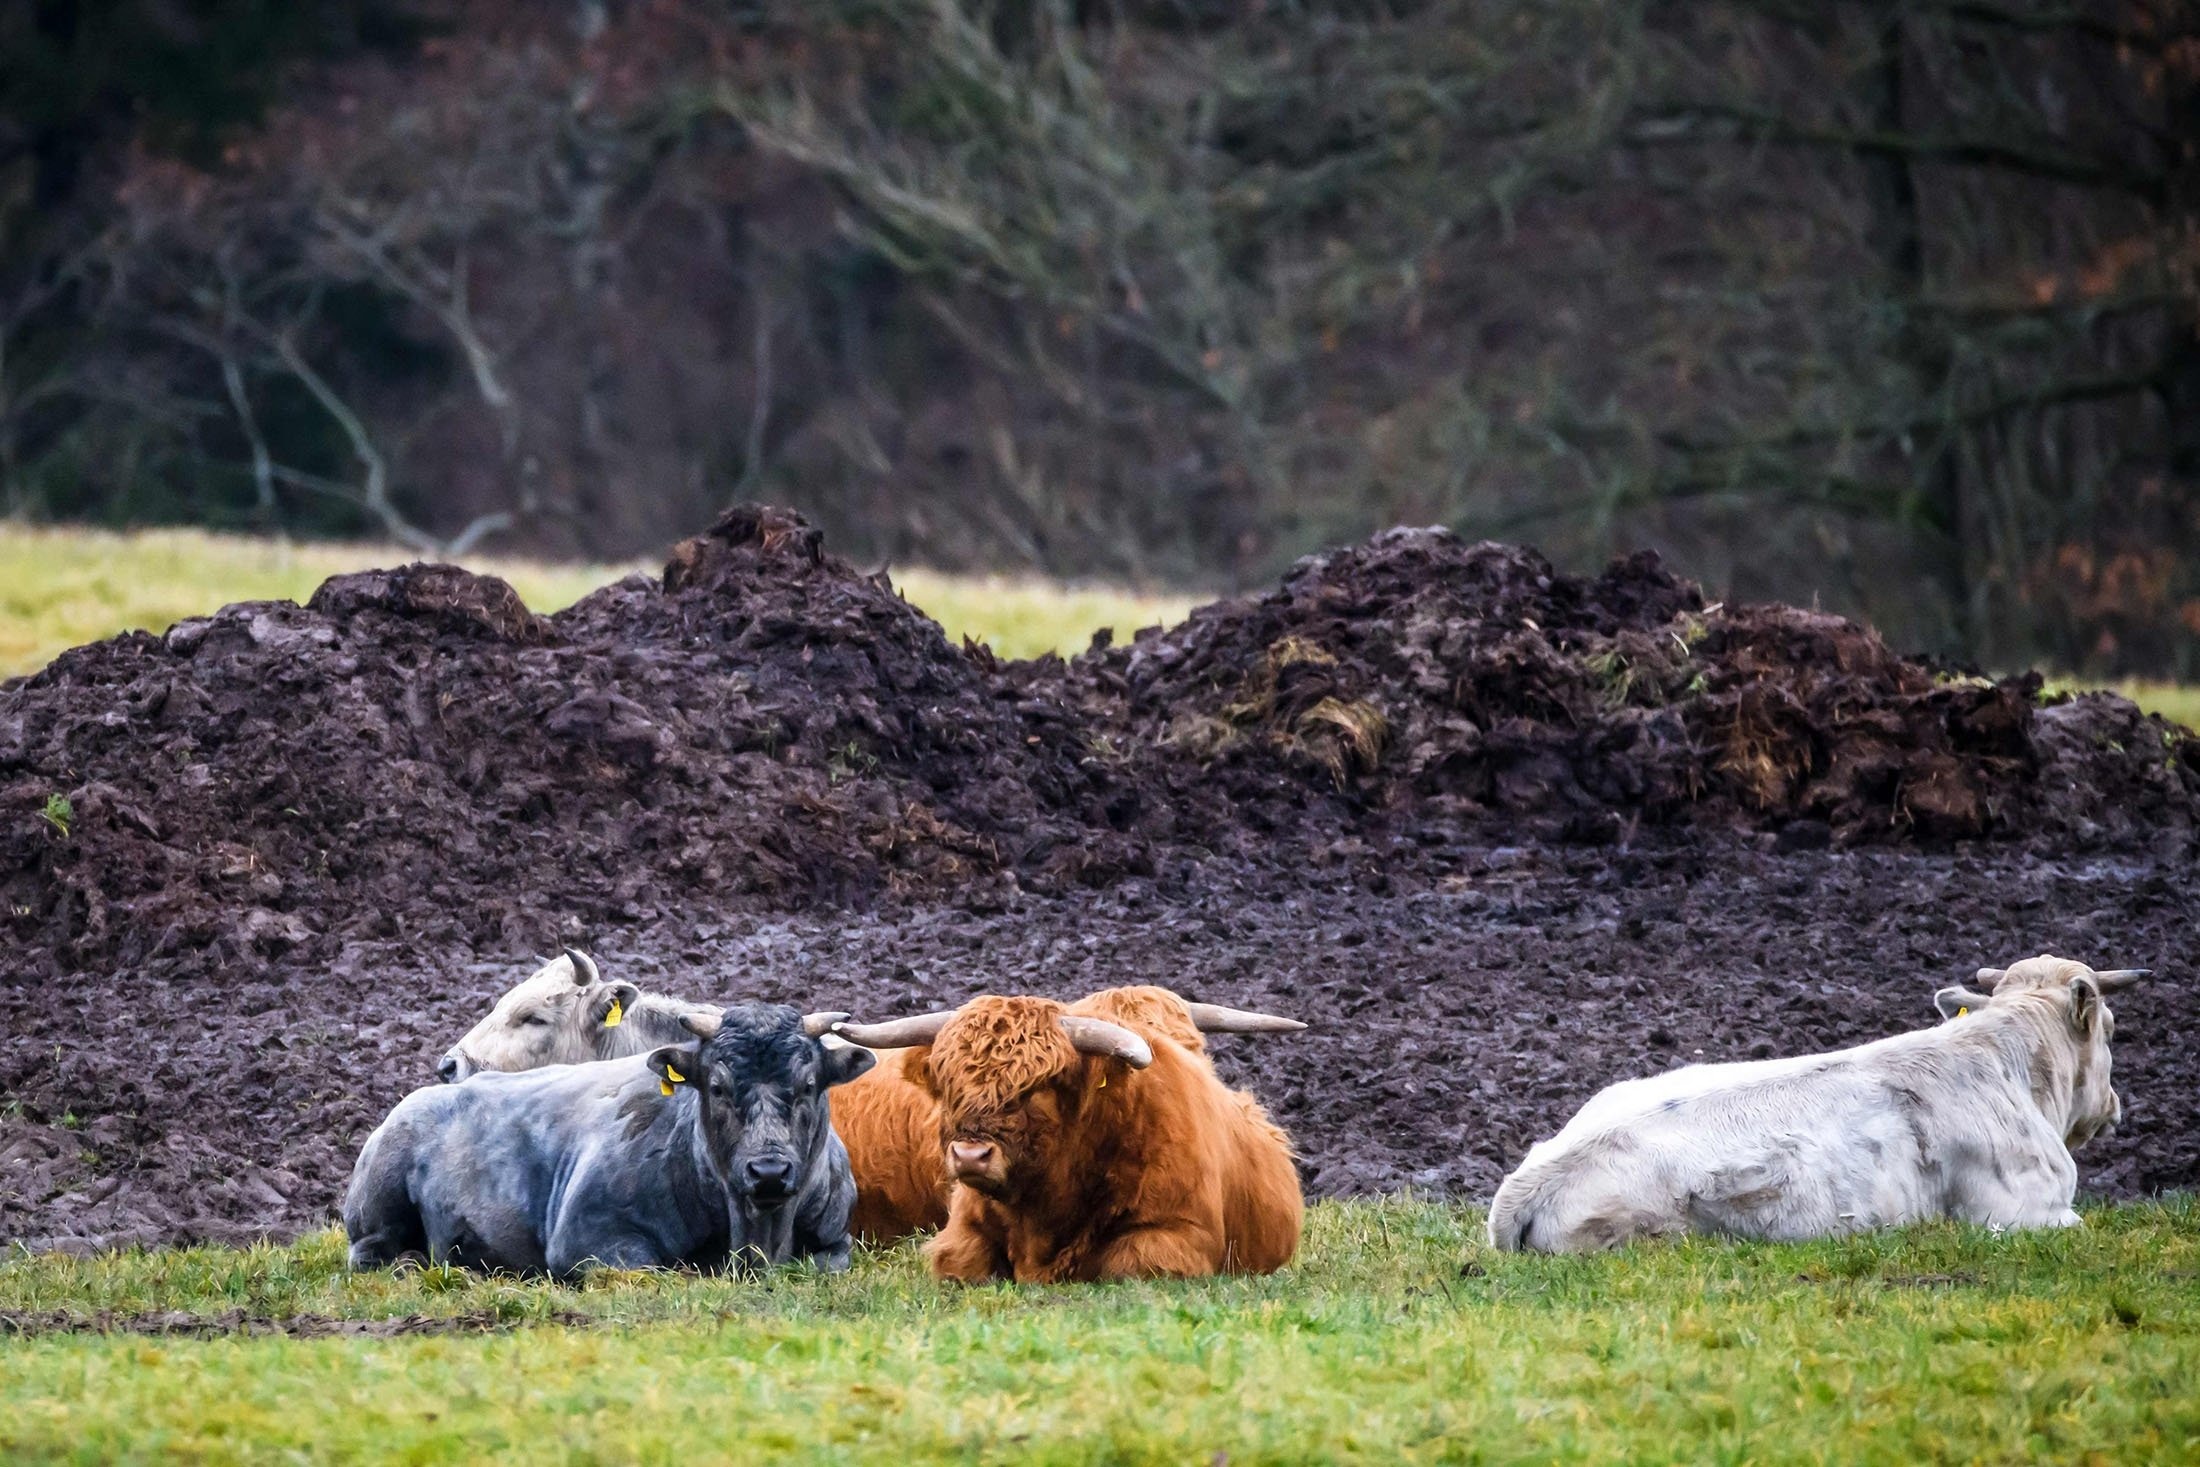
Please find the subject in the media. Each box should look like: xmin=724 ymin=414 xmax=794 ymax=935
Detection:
xmin=437 ymin=950 xmax=639 ymax=1083
xmin=1936 ymin=955 xmax=2149 ymax=1146
xmin=835 ymin=989 xmax=1304 ymax=1202
xmin=646 ymin=1004 xmax=875 ymax=1215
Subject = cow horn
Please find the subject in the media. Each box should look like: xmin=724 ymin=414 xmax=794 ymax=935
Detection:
xmin=831 ymin=1010 xmax=961 ymax=1049
xmin=564 ymin=948 xmax=599 ymax=986
xmin=1058 ymin=1016 xmax=1153 ymax=1069
xmin=1974 ymin=966 xmax=2007 ymax=988
xmin=1184 ymin=1001 xmax=1307 ymax=1035
xmin=801 ymin=1010 xmax=852 ymax=1037
xmin=682 ymin=1010 xmax=724 ymax=1039
xmin=2092 ymin=969 xmax=2150 ymax=992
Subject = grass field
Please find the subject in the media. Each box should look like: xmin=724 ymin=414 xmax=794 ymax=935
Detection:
xmin=0 ymin=525 xmax=1197 ymax=676
xmin=1 ymin=1199 xmax=2195 ymax=1463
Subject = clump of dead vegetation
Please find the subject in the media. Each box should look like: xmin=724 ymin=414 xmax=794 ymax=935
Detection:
xmin=1166 ymin=637 xmax=1389 ymax=789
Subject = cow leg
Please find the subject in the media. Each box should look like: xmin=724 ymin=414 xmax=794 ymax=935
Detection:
xmin=546 ymin=1230 xmax=670 ymax=1281
xmin=1950 ymin=1187 xmax=2083 ymax=1231
xmin=793 ymin=1189 xmax=855 ymax=1274
xmin=1093 ymin=1224 xmax=1220 ymax=1281
xmin=1947 ymin=1129 xmax=2080 ymax=1231
xmin=344 ymin=1181 xmax=427 ymax=1271
xmin=803 ymin=1234 xmax=854 ymax=1274
xmin=925 ymin=1217 xmax=1010 ymax=1282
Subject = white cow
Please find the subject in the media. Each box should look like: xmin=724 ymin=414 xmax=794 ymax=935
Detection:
xmin=1487 ymin=955 xmax=2148 ymax=1252
xmin=436 ymin=950 xmax=722 ymax=1083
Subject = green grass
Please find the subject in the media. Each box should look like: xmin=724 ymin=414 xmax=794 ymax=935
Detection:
xmin=0 ymin=525 xmax=1195 ymax=677
xmin=2 ymin=1199 xmax=2196 ymax=1464
xmin=888 ymin=568 xmax=1196 ymax=662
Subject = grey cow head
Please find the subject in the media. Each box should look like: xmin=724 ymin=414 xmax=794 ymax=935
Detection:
xmin=646 ymin=1004 xmax=875 ymax=1229
xmin=1935 ymin=955 xmax=2149 ymax=1148
xmin=438 ymin=950 xmax=639 ymax=1083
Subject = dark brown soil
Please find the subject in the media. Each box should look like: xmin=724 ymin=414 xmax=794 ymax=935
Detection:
xmin=3 ymin=508 xmax=2195 ymax=1252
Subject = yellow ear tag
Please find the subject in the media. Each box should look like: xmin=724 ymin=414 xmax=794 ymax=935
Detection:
xmin=1957 ymin=1007 xmax=1969 ymax=1018
xmin=603 ymin=996 xmax=623 ymax=1029
xmin=659 ymin=1079 xmax=674 ymax=1097
xmin=1097 ymin=1073 xmax=1106 ymax=1089
xmin=660 ymin=1061 xmax=685 ymax=1097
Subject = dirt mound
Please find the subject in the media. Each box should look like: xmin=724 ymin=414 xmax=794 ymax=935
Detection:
xmin=3 ymin=509 xmax=2197 ymax=1252
xmin=1084 ymin=528 xmax=2199 ymax=847
xmin=0 ymin=506 xmax=1151 ymax=982
xmin=302 ymin=562 xmax=552 ymax=644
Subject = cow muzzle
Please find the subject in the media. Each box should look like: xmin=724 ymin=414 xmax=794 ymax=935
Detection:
xmin=437 ymin=1050 xmax=476 ymax=1084
xmin=949 ymin=1140 xmax=1006 ymax=1193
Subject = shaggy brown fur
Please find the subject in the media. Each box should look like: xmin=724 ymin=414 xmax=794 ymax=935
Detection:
xmin=832 ymin=1052 xmax=952 ymax=1243
xmin=916 ymin=985 xmax=1302 ymax=1283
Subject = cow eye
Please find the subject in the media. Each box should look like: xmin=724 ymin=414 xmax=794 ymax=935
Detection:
xmin=520 ymin=1013 xmax=549 ymax=1027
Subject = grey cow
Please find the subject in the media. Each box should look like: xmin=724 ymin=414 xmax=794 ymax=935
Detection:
xmin=436 ymin=949 xmax=718 ymax=1083
xmin=1487 ymin=955 xmax=2147 ymax=1252
xmin=346 ymin=1003 xmax=876 ymax=1278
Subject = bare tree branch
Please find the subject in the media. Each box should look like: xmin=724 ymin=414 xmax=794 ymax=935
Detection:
xmin=266 ymin=326 xmax=437 ymax=553
xmin=1625 ymin=102 xmax=2169 ymax=198
xmin=444 ymin=511 xmax=516 ymax=557
xmin=216 ymin=265 xmax=275 ymax=518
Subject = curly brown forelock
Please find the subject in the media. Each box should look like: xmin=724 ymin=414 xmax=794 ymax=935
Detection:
xmin=930 ymin=996 xmax=1079 ymax=1115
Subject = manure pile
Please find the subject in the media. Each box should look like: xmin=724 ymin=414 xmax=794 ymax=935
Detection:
xmin=3 ymin=507 xmax=2195 ymax=1251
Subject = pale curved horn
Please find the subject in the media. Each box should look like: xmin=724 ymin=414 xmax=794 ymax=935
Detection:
xmin=1058 ymin=1016 xmax=1153 ymax=1069
xmin=1973 ymin=966 xmax=2007 ymax=987
xmin=1184 ymin=1002 xmax=1307 ymax=1035
xmin=831 ymin=1010 xmax=961 ymax=1049
xmin=682 ymin=1010 xmax=723 ymax=1039
xmin=564 ymin=948 xmax=600 ymax=986
xmin=801 ymin=1010 xmax=852 ymax=1037
xmin=2093 ymin=969 xmax=2150 ymax=992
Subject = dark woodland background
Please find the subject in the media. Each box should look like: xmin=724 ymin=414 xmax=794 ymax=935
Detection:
xmin=2 ymin=0 xmax=2196 ymax=674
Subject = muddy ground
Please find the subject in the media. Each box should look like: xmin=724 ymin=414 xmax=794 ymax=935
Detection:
xmin=2 ymin=509 xmax=2195 ymax=1252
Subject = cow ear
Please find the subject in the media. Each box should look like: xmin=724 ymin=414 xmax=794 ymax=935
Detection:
xmin=894 ymin=1047 xmax=936 ymax=1096
xmin=2068 ymin=975 xmax=2104 ymax=1036
xmin=1934 ymin=986 xmax=1995 ymax=1020
xmin=647 ymin=1043 xmax=701 ymax=1097
xmin=594 ymin=982 xmax=640 ymax=1030
xmin=820 ymin=1042 xmax=877 ymax=1088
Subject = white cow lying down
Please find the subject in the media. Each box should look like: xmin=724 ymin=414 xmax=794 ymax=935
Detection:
xmin=1488 ymin=955 xmax=2149 ymax=1252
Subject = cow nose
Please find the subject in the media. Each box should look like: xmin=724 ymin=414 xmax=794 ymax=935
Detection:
xmin=436 ymin=1054 xmax=463 ymax=1084
xmin=950 ymin=1141 xmax=996 ymax=1176
xmin=745 ymin=1158 xmax=793 ymax=1197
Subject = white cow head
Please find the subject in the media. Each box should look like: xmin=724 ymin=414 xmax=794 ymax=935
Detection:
xmin=1935 ymin=955 xmax=2148 ymax=1147
xmin=438 ymin=950 xmax=640 ymax=1083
